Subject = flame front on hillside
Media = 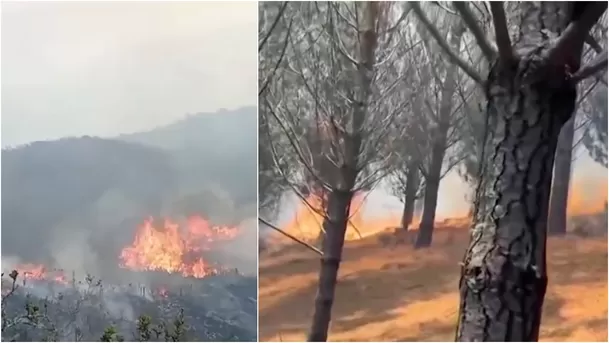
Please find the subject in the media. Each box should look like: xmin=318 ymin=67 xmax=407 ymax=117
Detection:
xmin=119 ymin=215 xmax=239 ymax=278
xmin=4 ymin=215 xmax=240 ymax=287
xmin=10 ymin=264 xmax=68 ymax=285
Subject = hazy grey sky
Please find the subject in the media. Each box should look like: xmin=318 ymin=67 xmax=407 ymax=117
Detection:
xmin=1 ymin=1 xmax=257 ymax=147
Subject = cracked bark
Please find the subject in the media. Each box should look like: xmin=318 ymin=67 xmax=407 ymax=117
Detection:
xmin=456 ymin=3 xmax=581 ymax=341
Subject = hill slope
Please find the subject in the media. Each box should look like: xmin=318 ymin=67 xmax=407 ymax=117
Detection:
xmin=119 ymin=106 xmax=257 ymax=208
xmin=259 ymin=226 xmax=608 ymax=342
xmin=1 ymin=137 xmax=177 ymax=261
xmin=2 ymin=107 xmax=257 ymax=270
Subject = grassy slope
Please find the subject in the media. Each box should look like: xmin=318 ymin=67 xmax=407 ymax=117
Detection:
xmin=259 ymin=226 xmax=607 ymax=342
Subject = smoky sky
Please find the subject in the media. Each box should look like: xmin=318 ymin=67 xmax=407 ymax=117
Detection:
xmin=1 ymin=1 xmax=257 ymax=147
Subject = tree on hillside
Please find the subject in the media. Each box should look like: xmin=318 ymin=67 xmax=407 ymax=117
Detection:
xmin=547 ymin=18 xmax=607 ymax=236
xmin=410 ymin=19 xmax=468 ymax=248
xmin=548 ymin=77 xmax=604 ymax=236
xmin=1 ymin=137 xmax=176 ymax=262
xmin=386 ymin=14 xmax=475 ymax=245
xmin=259 ymin=2 xmax=415 ymax=340
xmin=411 ymin=2 xmax=608 ymax=340
xmin=387 ymin=112 xmax=424 ymax=232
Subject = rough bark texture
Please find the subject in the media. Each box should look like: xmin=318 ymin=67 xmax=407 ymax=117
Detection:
xmin=401 ymin=165 xmax=420 ymax=230
xmin=456 ymin=4 xmax=581 ymax=341
xmin=415 ymin=24 xmax=463 ymax=248
xmin=308 ymin=189 xmax=354 ymax=342
xmin=548 ymin=118 xmax=575 ymax=236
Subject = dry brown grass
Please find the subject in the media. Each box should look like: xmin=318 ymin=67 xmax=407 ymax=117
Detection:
xmin=259 ymin=227 xmax=608 ymax=342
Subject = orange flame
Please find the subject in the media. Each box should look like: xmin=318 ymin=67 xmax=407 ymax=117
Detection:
xmin=280 ymin=194 xmax=405 ymax=242
xmin=156 ymin=286 xmax=169 ymax=298
xmin=12 ymin=264 xmax=68 ymax=285
xmin=278 ymin=178 xmax=608 ymax=244
xmin=567 ymin=178 xmax=608 ymax=216
xmin=119 ymin=215 xmax=238 ymax=278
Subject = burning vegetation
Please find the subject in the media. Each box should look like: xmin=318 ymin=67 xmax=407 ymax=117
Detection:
xmin=272 ymin=177 xmax=608 ymax=246
xmin=9 ymin=264 xmax=69 ymax=286
xmin=278 ymin=194 xmax=407 ymax=242
xmin=1 ymin=214 xmax=255 ymax=342
xmin=5 ymin=214 xmax=240 ymax=286
xmin=119 ymin=215 xmax=239 ymax=278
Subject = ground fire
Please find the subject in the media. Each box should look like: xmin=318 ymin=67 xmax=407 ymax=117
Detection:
xmin=119 ymin=215 xmax=239 ymax=278
xmin=3 ymin=215 xmax=240 ymax=287
xmin=279 ymin=193 xmax=412 ymax=242
xmin=8 ymin=264 xmax=68 ymax=285
xmin=275 ymin=178 xmax=608 ymax=243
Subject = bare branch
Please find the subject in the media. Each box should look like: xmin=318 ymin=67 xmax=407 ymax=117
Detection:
xmin=585 ymin=34 xmax=603 ymax=53
xmin=409 ymin=1 xmax=483 ymax=84
xmin=258 ymin=217 xmax=323 ymax=256
xmin=577 ymin=78 xmax=601 ymax=106
xmin=329 ymin=22 xmax=360 ymax=67
xmin=548 ymin=2 xmax=608 ymax=66
xmin=489 ymin=2 xmax=513 ymax=64
xmin=431 ymin=1 xmax=458 ymax=16
xmin=571 ymin=49 xmax=608 ymax=84
xmin=453 ymin=1 xmax=497 ymax=62
xmin=259 ymin=18 xmax=293 ymax=96
xmin=377 ymin=2 xmax=413 ymax=35
xmin=259 ymin=2 xmax=289 ymax=52
xmin=263 ymin=98 xmax=335 ymax=192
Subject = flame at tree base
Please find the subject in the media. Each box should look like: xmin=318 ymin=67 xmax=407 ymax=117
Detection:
xmin=276 ymin=179 xmax=608 ymax=245
xmin=279 ymin=194 xmax=412 ymax=242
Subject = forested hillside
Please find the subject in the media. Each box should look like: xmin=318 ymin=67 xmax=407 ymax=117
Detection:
xmin=2 ymin=107 xmax=257 ymax=266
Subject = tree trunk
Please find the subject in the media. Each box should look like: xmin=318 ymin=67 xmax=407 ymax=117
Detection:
xmin=415 ymin=141 xmax=446 ymax=248
xmin=315 ymin=191 xmax=329 ymax=248
xmin=456 ymin=8 xmax=580 ymax=339
xmin=308 ymin=2 xmax=378 ymax=341
xmin=307 ymin=189 xmax=354 ymax=341
xmin=457 ymin=74 xmax=575 ymax=341
xmin=414 ymin=24 xmax=463 ymax=248
xmin=548 ymin=118 xmax=575 ymax=236
xmin=401 ymin=165 xmax=419 ymax=230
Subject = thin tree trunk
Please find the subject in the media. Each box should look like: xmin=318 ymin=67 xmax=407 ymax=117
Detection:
xmin=548 ymin=118 xmax=575 ymax=236
xmin=415 ymin=141 xmax=446 ymax=247
xmin=401 ymin=165 xmax=419 ymax=230
xmin=415 ymin=24 xmax=463 ymax=248
xmin=307 ymin=189 xmax=354 ymax=341
xmin=456 ymin=4 xmax=581 ymax=340
xmin=308 ymin=2 xmax=378 ymax=341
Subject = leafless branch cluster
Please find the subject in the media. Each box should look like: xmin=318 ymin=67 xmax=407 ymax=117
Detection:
xmin=260 ymin=2 xmax=421 ymax=219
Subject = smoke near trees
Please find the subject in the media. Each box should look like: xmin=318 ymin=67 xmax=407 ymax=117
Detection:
xmin=259 ymin=2 xmax=607 ymax=342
